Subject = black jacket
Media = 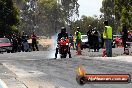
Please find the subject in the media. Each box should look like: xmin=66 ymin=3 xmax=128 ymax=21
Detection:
xmin=58 ymin=32 xmax=68 ymax=41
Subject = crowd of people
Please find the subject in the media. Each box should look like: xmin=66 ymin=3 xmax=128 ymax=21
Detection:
xmin=1 ymin=20 xmax=130 ymax=57
xmin=5 ymin=32 xmax=39 ymax=53
xmin=87 ymin=26 xmax=100 ymax=52
xmin=69 ymin=26 xmax=102 ymax=52
xmin=68 ymin=20 xmax=130 ymax=57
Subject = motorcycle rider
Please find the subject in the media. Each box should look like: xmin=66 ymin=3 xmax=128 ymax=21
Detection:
xmin=57 ymin=27 xmax=68 ymax=41
xmin=55 ymin=27 xmax=71 ymax=58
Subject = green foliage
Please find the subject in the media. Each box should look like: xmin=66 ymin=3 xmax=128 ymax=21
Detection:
xmin=114 ymin=0 xmax=132 ymax=31
xmin=0 ymin=0 xmax=19 ymax=36
xmin=72 ymin=16 xmax=104 ymax=34
xmin=37 ymin=0 xmax=79 ymax=34
xmin=100 ymin=0 xmax=132 ymax=33
xmin=37 ymin=0 xmax=65 ymax=34
xmin=16 ymin=0 xmax=79 ymax=35
xmin=100 ymin=0 xmax=116 ymax=33
xmin=60 ymin=0 xmax=79 ymax=21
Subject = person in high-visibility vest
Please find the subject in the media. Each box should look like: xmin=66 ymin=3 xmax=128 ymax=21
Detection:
xmin=103 ymin=20 xmax=112 ymax=57
xmin=74 ymin=27 xmax=82 ymax=51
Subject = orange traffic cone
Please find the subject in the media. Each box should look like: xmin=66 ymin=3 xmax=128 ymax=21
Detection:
xmin=77 ymin=43 xmax=82 ymax=55
xmin=102 ymin=48 xmax=106 ymax=57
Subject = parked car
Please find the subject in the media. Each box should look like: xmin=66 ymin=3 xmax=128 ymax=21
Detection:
xmin=0 ymin=38 xmax=12 ymax=53
xmin=81 ymin=35 xmax=103 ymax=50
xmin=81 ymin=35 xmax=88 ymax=50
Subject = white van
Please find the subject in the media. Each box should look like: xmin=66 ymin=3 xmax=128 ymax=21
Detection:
xmin=81 ymin=35 xmax=88 ymax=49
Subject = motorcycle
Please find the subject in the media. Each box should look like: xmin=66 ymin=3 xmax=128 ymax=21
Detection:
xmin=55 ymin=37 xmax=71 ymax=59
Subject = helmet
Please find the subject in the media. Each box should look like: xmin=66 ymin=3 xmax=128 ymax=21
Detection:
xmin=77 ymin=27 xmax=80 ymax=31
xmin=77 ymin=27 xmax=80 ymax=29
xmin=61 ymin=27 xmax=66 ymax=30
xmin=88 ymin=25 xmax=91 ymax=27
xmin=61 ymin=27 xmax=66 ymax=33
xmin=104 ymin=20 xmax=108 ymax=25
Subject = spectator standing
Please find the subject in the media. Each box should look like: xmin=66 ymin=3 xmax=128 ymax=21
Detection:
xmin=103 ymin=20 xmax=113 ymax=57
xmin=93 ymin=28 xmax=99 ymax=52
xmin=87 ymin=25 xmax=93 ymax=51
xmin=21 ymin=31 xmax=28 ymax=52
xmin=31 ymin=32 xmax=39 ymax=51
xmin=12 ymin=34 xmax=18 ymax=53
xmin=74 ymin=27 xmax=81 ymax=51
xmin=17 ymin=33 xmax=22 ymax=52
xmin=122 ymin=25 xmax=128 ymax=51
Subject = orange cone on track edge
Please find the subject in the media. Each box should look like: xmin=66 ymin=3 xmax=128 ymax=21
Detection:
xmin=77 ymin=43 xmax=82 ymax=55
xmin=102 ymin=48 xmax=106 ymax=57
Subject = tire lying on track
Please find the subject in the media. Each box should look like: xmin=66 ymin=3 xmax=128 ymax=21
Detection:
xmin=7 ymin=51 xmax=10 ymax=53
xmin=76 ymin=75 xmax=86 ymax=85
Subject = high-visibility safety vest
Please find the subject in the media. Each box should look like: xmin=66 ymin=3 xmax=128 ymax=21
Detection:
xmin=103 ymin=26 xmax=112 ymax=39
xmin=75 ymin=31 xmax=81 ymax=40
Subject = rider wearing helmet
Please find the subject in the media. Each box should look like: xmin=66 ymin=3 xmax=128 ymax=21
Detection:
xmin=55 ymin=27 xmax=71 ymax=59
xmin=57 ymin=27 xmax=69 ymax=41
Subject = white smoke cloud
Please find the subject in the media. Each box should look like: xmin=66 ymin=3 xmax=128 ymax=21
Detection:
xmin=48 ymin=33 xmax=60 ymax=59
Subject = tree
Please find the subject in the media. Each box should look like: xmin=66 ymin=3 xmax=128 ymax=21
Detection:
xmin=114 ymin=0 xmax=132 ymax=32
xmin=60 ymin=0 xmax=79 ymax=23
xmin=100 ymin=0 xmax=116 ymax=33
xmin=0 ymin=0 xmax=19 ymax=36
xmin=37 ymin=0 xmax=79 ymax=35
xmin=71 ymin=16 xmax=104 ymax=34
xmin=15 ymin=0 xmax=79 ymax=36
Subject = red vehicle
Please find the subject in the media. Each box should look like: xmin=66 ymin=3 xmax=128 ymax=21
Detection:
xmin=0 ymin=38 xmax=12 ymax=53
xmin=113 ymin=35 xmax=123 ymax=48
xmin=115 ymin=36 xmax=123 ymax=47
xmin=55 ymin=37 xmax=71 ymax=58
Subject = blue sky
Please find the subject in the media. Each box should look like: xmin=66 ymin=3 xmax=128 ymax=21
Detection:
xmin=78 ymin=0 xmax=103 ymax=18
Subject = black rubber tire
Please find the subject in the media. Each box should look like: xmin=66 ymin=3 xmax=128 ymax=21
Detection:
xmin=64 ymin=54 xmax=67 ymax=58
xmin=76 ymin=76 xmax=86 ymax=85
xmin=7 ymin=51 xmax=10 ymax=53
xmin=61 ymin=55 xmax=64 ymax=58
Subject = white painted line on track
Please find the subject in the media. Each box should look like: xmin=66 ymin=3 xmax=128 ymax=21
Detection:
xmin=0 ymin=79 xmax=8 ymax=88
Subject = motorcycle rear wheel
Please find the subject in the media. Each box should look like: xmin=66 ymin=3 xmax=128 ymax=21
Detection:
xmin=61 ymin=54 xmax=67 ymax=58
xmin=64 ymin=54 xmax=67 ymax=58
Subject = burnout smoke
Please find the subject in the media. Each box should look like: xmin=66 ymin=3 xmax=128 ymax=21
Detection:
xmin=48 ymin=33 xmax=60 ymax=59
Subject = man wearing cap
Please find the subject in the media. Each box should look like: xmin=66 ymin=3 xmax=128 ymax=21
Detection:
xmin=103 ymin=20 xmax=113 ymax=57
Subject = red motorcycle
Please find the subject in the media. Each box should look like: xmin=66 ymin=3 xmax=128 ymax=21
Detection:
xmin=55 ymin=37 xmax=71 ymax=59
